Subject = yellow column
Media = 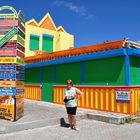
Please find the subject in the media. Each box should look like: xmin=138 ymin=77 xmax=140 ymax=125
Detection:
xmin=95 ymin=89 xmax=98 ymax=109
xmin=111 ymin=89 xmax=115 ymax=112
xmin=100 ymin=89 xmax=103 ymax=110
xmin=90 ymin=89 xmax=93 ymax=109
xmin=106 ymin=89 xmax=109 ymax=111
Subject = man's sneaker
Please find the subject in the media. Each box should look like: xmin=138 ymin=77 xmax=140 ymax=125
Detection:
xmin=67 ymin=127 xmax=72 ymax=129
xmin=73 ymin=127 xmax=80 ymax=131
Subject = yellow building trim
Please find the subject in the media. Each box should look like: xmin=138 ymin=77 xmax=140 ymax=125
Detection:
xmin=111 ymin=89 xmax=115 ymax=111
xmin=100 ymin=89 xmax=103 ymax=110
xmin=95 ymin=89 xmax=98 ymax=109
xmin=90 ymin=89 xmax=93 ymax=108
xmin=117 ymin=102 xmax=121 ymax=112
xmin=106 ymin=89 xmax=109 ymax=111
xmin=123 ymin=103 xmax=128 ymax=113
xmin=132 ymin=90 xmax=135 ymax=114
xmin=86 ymin=89 xmax=89 ymax=108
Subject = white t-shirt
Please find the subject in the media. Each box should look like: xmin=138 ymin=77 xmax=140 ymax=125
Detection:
xmin=65 ymin=87 xmax=77 ymax=107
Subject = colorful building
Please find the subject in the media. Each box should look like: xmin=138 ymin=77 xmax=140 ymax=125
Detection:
xmin=25 ymin=13 xmax=74 ymax=57
xmin=25 ymin=39 xmax=140 ymax=115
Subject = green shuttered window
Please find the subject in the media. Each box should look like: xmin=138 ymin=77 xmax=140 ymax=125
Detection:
xmin=42 ymin=34 xmax=53 ymax=53
xmin=29 ymin=35 xmax=39 ymax=51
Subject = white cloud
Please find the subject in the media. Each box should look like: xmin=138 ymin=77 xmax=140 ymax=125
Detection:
xmin=52 ymin=0 xmax=95 ymax=21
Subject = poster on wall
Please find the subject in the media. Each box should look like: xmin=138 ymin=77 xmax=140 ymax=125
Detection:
xmin=0 ymin=96 xmax=15 ymax=121
xmin=116 ymin=88 xmax=130 ymax=103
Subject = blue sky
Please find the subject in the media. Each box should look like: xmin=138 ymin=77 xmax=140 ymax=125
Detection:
xmin=0 ymin=0 xmax=140 ymax=48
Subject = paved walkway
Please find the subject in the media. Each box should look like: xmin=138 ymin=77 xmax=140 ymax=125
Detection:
xmin=0 ymin=99 xmax=130 ymax=134
xmin=0 ymin=119 xmax=140 ymax=140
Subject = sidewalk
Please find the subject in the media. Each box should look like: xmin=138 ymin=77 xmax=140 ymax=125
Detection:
xmin=0 ymin=99 xmax=130 ymax=134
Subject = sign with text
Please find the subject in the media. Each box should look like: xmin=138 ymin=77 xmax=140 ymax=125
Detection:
xmin=0 ymin=89 xmax=24 ymax=96
xmin=0 ymin=57 xmax=16 ymax=63
xmin=0 ymin=50 xmax=17 ymax=56
xmin=0 ymin=65 xmax=16 ymax=71
xmin=0 ymin=73 xmax=16 ymax=79
xmin=0 ymin=72 xmax=24 ymax=80
xmin=116 ymin=88 xmax=130 ymax=103
xmin=0 ymin=96 xmax=15 ymax=121
xmin=0 ymin=27 xmax=18 ymax=48
xmin=1 ymin=41 xmax=16 ymax=49
xmin=0 ymin=81 xmax=15 ymax=88
xmin=0 ymin=80 xmax=24 ymax=88
xmin=0 ymin=89 xmax=16 ymax=95
xmin=0 ymin=57 xmax=25 ymax=65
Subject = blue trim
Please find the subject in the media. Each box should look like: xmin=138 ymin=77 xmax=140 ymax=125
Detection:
xmin=81 ymin=62 xmax=85 ymax=85
xmin=53 ymin=65 xmax=56 ymax=84
xmin=43 ymin=34 xmax=54 ymax=38
xmin=116 ymin=100 xmax=130 ymax=103
xmin=128 ymin=48 xmax=140 ymax=57
xmin=125 ymin=49 xmax=130 ymax=85
xmin=30 ymin=34 xmax=40 ymax=38
xmin=25 ymin=48 xmax=127 ymax=68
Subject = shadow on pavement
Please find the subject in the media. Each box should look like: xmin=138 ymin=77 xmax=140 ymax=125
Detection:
xmin=60 ymin=118 xmax=70 ymax=128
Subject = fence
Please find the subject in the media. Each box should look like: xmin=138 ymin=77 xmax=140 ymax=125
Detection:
xmin=53 ymin=85 xmax=140 ymax=115
xmin=24 ymin=85 xmax=41 ymax=101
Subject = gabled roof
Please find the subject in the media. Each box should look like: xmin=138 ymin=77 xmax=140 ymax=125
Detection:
xmin=57 ymin=26 xmax=66 ymax=32
xmin=26 ymin=13 xmax=67 ymax=32
xmin=26 ymin=19 xmax=38 ymax=27
xmin=38 ymin=13 xmax=56 ymax=31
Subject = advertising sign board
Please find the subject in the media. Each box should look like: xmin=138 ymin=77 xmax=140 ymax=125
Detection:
xmin=116 ymin=88 xmax=130 ymax=103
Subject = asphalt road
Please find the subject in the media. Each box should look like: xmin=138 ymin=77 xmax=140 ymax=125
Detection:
xmin=0 ymin=119 xmax=140 ymax=140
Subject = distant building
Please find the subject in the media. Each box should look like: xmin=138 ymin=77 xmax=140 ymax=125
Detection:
xmin=25 ymin=13 xmax=74 ymax=57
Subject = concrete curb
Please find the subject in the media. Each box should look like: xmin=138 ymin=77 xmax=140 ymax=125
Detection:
xmin=87 ymin=113 xmax=131 ymax=124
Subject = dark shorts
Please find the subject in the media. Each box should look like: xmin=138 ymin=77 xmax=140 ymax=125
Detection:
xmin=66 ymin=107 xmax=77 ymax=115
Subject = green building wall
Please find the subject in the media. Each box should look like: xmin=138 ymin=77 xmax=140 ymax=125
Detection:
xmin=25 ymin=56 xmax=128 ymax=102
xmin=84 ymin=56 xmax=126 ymax=85
xmin=130 ymin=56 xmax=140 ymax=85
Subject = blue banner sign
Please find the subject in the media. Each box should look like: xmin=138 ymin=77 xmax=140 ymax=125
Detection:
xmin=0 ymin=65 xmax=16 ymax=71
xmin=0 ymin=73 xmax=16 ymax=79
xmin=17 ymin=89 xmax=24 ymax=94
xmin=0 ymin=89 xmax=16 ymax=95
xmin=16 ymin=74 xmax=24 ymax=80
xmin=0 ymin=73 xmax=24 ymax=80
xmin=16 ymin=66 xmax=25 ymax=71
xmin=0 ymin=89 xmax=24 ymax=95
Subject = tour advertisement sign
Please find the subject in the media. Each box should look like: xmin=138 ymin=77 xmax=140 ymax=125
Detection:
xmin=0 ymin=96 xmax=15 ymax=121
xmin=116 ymin=88 xmax=130 ymax=103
